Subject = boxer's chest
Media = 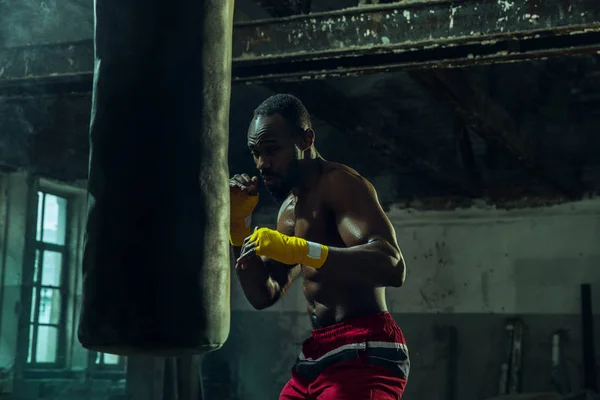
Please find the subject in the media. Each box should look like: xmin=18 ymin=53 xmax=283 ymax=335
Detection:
xmin=276 ymin=192 xmax=332 ymax=243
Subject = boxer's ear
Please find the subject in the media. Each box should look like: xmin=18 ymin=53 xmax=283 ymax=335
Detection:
xmin=297 ymin=128 xmax=315 ymax=151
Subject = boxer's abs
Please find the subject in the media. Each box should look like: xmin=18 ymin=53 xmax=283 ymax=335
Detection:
xmin=303 ymin=278 xmax=387 ymax=328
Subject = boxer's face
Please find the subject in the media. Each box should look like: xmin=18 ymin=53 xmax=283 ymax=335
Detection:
xmin=248 ymin=114 xmax=302 ymax=202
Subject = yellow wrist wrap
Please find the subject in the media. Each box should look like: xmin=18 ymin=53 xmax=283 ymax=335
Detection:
xmin=298 ymin=238 xmax=329 ymax=269
xmin=249 ymin=228 xmax=329 ymax=268
xmin=230 ymin=217 xmax=251 ymax=247
xmin=230 ymin=192 xmax=258 ymax=246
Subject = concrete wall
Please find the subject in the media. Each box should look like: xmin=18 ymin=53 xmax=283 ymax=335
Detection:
xmin=204 ymin=197 xmax=600 ymax=400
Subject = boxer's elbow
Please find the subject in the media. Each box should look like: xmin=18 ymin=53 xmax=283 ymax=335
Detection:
xmin=246 ymin=293 xmax=277 ymax=310
xmin=381 ymin=242 xmax=406 ymax=288
xmin=388 ymin=255 xmax=406 ymax=288
xmin=250 ymin=298 xmax=274 ymax=310
xmin=246 ymin=279 xmax=281 ymax=310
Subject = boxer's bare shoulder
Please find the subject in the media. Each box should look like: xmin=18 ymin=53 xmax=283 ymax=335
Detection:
xmin=289 ymin=160 xmax=388 ymax=250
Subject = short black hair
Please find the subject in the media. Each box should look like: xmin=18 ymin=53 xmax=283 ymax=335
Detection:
xmin=253 ymin=94 xmax=312 ymax=133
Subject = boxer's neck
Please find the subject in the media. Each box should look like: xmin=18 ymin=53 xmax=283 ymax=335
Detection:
xmin=293 ymin=155 xmax=324 ymax=195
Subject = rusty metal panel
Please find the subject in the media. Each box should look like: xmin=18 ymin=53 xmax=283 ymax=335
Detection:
xmin=234 ymin=0 xmax=600 ymax=59
xmin=0 ymin=41 xmax=93 ymax=81
xmin=231 ymin=0 xmax=600 ymax=82
xmin=0 ymin=40 xmax=93 ymax=95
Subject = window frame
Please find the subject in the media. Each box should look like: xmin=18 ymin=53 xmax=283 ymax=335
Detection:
xmin=92 ymin=351 xmax=127 ymax=373
xmin=25 ymin=190 xmax=71 ymax=370
xmin=15 ymin=176 xmax=126 ymax=380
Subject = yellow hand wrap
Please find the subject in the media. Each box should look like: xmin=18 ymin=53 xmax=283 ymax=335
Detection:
xmin=230 ymin=190 xmax=259 ymax=246
xmin=249 ymin=228 xmax=329 ymax=269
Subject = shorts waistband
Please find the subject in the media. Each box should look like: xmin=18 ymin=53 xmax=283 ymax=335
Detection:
xmin=311 ymin=312 xmax=395 ymax=340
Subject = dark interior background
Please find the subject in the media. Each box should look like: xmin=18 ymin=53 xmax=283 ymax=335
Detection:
xmin=1 ymin=0 xmax=600 ymax=399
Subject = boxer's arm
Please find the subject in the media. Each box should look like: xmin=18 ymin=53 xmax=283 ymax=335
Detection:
xmin=233 ymin=246 xmax=301 ymax=309
xmin=320 ymin=170 xmax=406 ymax=287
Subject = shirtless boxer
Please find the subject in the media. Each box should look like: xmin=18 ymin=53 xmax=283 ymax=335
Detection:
xmin=230 ymin=94 xmax=410 ymax=399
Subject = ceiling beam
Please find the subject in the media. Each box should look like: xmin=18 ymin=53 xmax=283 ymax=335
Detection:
xmin=233 ymin=0 xmax=600 ymax=83
xmin=1 ymin=0 xmax=600 ymax=93
xmin=408 ymin=68 xmax=582 ymax=197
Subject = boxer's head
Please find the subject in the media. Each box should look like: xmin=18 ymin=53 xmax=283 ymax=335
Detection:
xmin=248 ymin=94 xmax=314 ymax=203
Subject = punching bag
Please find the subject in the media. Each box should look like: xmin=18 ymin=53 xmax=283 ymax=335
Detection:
xmin=78 ymin=0 xmax=234 ymax=355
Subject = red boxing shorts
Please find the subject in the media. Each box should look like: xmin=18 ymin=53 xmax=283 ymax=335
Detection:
xmin=279 ymin=312 xmax=409 ymax=400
